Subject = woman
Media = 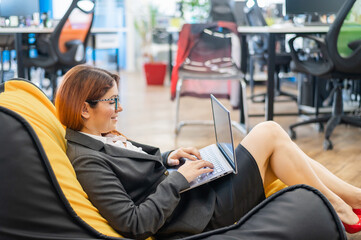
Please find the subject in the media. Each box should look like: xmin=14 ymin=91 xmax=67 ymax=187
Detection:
xmin=55 ymin=65 xmax=361 ymax=239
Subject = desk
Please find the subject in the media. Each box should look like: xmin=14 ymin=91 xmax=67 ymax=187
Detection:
xmin=0 ymin=27 xmax=52 ymax=79
xmin=237 ymin=25 xmax=329 ymax=120
xmin=90 ymin=28 xmax=126 ymax=72
xmin=0 ymin=27 xmax=125 ymax=78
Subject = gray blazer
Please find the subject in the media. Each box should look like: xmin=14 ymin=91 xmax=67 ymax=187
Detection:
xmin=65 ymin=129 xmax=216 ymax=239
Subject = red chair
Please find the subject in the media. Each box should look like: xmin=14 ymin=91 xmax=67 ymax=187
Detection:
xmin=171 ymin=22 xmax=248 ymax=135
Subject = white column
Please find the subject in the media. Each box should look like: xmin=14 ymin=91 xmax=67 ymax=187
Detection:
xmin=125 ymin=0 xmax=136 ymax=71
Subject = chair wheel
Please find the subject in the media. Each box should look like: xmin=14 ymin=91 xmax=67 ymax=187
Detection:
xmin=323 ymin=139 xmax=333 ymax=150
xmin=289 ymin=129 xmax=296 ymax=140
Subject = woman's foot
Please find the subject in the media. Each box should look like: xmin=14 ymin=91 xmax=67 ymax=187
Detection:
xmin=354 ymin=209 xmax=361 ymax=215
xmin=343 ymin=216 xmax=361 ymax=234
xmin=343 ymin=189 xmax=361 ymax=211
xmin=330 ymin=196 xmax=359 ymax=225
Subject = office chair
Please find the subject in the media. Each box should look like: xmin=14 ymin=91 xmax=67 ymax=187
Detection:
xmin=245 ymin=3 xmax=295 ymax=103
xmin=208 ymin=0 xmax=236 ymax=23
xmin=288 ymin=0 xmax=361 ymax=150
xmin=22 ymin=0 xmax=95 ymax=100
xmin=171 ymin=22 xmax=248 ymax=136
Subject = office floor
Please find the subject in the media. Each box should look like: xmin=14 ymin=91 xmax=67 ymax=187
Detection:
xmin=116 ymin=71 xmax=361 ymax=239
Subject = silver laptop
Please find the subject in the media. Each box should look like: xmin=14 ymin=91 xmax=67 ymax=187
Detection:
xmin=169 ymin=94 xmax=238 ymax=193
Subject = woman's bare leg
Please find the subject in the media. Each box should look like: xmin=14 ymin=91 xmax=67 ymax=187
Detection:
xmin=241 ymin=121 xmax=359 ymax=225
xmin=297 ymin=150 xmax=361 ymax=209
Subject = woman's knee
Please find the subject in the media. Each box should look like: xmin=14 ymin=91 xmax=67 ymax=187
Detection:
xmin=252 ymin=121 xmax=286 ymax=140
xmin=240 ymin=121 xmax=290 ymax=161
xmin=241 ymin=121 xmax=284 ymax=157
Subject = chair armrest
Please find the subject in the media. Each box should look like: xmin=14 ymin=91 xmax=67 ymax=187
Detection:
xmin=347 ymin=39 xmax=361 ymax=61
xmin=329 ymin=35 xmax=361 ymax=73
xmin=347 ymin=39 xmax=361 ymax=51
xmin=288 ymin=35 xmax=334 ymax=76
xmin=59 ymin=40 xmax=85 ymax=64
xmin=65 ymin=39 xmax=83 ymax=51
xmin=35 ymin=37 xmax=58 ymax=61
xmin=288 ymin=34 xmax=327 ymax=62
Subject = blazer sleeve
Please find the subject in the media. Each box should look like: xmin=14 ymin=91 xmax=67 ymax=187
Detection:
xmin=71 ymin=154 xmax=189 ymax=239
xmin=161 ymin=150 xmax=173 ymax=167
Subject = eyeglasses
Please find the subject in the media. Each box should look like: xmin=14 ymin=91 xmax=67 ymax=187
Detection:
xmin=87 ymin=95 xmax=120 ymax=111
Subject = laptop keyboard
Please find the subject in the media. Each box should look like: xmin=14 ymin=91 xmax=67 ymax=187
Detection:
xmin=194 ymin=147 xmax=225 ymax=183
xmin=200 ymin=148 xmax=225 ymax=173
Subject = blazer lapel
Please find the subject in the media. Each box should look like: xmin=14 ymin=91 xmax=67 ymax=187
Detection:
xmin=103 ymin=144 xmax=161 ymax=162
xmin=65 ymin=128 xmax=104 ymax=151
xmin=65 ymin=128 xmax=162 ymax=162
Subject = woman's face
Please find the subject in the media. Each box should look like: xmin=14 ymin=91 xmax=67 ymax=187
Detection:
xmin=81 ymin=82 xmax=123 ymax=135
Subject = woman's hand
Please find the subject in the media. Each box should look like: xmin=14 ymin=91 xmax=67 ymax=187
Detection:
xmin=178 ymin=160 xmax=214 ymax=183
xmin=167 ymin=147 xmax=214 ymax=183
xmin=167 ymin=147 xmax=202 ymax=166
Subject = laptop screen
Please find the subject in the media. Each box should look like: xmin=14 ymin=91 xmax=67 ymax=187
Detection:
xmin=210 ymin=95 xmax=236 ymax=170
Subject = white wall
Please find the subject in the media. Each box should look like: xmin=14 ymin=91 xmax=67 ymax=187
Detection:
xmin=52 ymin=0 xmax=72 ymax=19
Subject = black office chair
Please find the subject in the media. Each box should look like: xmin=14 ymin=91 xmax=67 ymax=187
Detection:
xmin=208 ymin=0 xmax=236 ymax=23
xmin=245 ymin=2 xmax=295 ymax=103
xmin=22 ymin=0 xmax=95 ymax=100
xmin=288 ymin=0 xmax=361 ymax=150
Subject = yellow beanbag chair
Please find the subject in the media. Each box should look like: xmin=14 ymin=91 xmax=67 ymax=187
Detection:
xmin=0 ymin=79 xmax=122 ymax=238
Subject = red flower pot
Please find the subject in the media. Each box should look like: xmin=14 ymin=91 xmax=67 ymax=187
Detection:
xmin=143 ymin=62 xmax=167 ymax=85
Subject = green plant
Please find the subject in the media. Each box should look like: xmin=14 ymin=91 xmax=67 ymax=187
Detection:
xmin=180 ymin=0 xmax=210 ymax=22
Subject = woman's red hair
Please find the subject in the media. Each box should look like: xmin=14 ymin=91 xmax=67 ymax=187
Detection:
xmin=55 ymin=64 xmax=119 ymax=131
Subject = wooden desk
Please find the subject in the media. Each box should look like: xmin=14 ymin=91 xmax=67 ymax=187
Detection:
xmin=237 ymin=25 xmax=329 ymax=120
xmin=0 ymin=27 xmax=125 ymax=78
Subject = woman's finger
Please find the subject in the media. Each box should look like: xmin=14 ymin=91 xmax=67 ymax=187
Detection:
xmin=183 ymin=147 xmax=202 ymax=160
xmin=168 ymin=158 xmax=179 ymax=166
xmin=198 ymin=167 xmax=214 ymax=175
xmin=182 ymin=153 xmax=199 ymax=161
xmin=194 ymin=160 xmax=214 ymax=169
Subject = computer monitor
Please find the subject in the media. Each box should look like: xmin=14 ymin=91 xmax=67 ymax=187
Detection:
xmin=285 ymin=0 xmax=346 ymax=16
xmin=0 ymin=0 xmax=40 ymax=17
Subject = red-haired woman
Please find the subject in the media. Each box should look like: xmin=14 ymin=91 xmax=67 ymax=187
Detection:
xmin=55 ymin=64 xmax=361 ymax=239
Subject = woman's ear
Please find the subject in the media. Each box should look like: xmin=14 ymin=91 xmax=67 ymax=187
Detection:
xmin=81 ymin=102 xmax=91 ymax=119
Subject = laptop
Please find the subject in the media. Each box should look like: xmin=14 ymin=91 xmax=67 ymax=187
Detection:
xmin=168 ymin=94 xmax=238 ymax=193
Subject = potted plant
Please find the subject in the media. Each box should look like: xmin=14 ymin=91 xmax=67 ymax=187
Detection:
xmin=180 ymin=0 xmax=210 ymax=23
xmin=134 ymin=4 xmax=167 ymax=86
